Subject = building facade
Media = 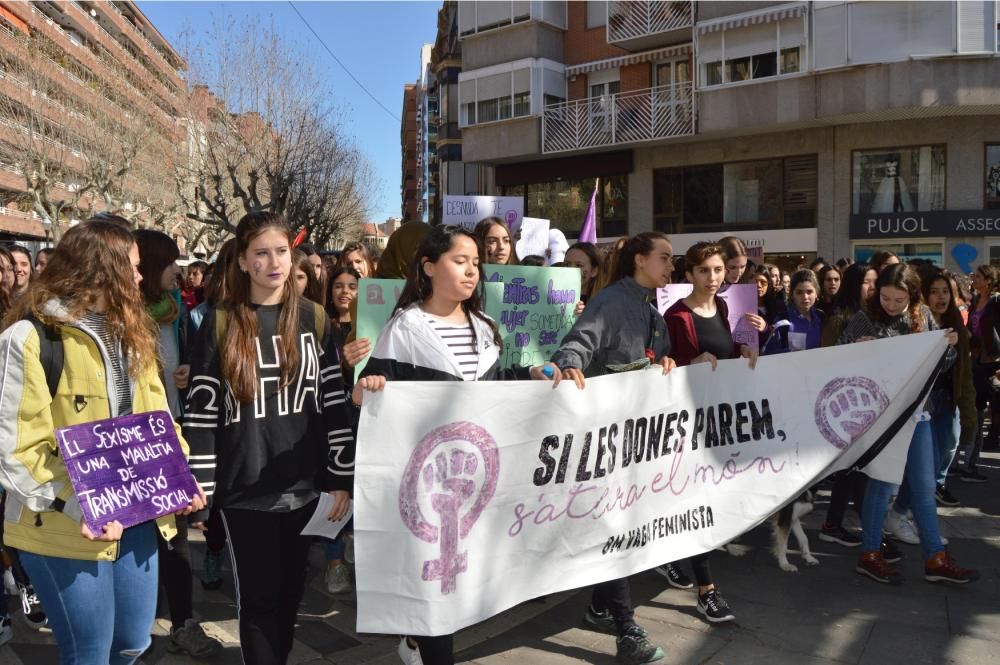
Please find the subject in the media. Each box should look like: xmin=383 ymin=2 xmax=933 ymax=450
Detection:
xmin=456 ymin=0 xmax=1000 ymax=272
xmin=401 ymin=82 xmax=421 ymax=223
xmin=0 ymin=0 xmax=186 ymax=244
xmin=428 ymin=0 xmax=493 ymax=224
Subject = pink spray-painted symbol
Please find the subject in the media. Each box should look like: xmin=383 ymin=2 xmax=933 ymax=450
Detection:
xmin=399 ymin=421 xmax=499 ymax=595
xmin=505 ymin=209 xmax=518 ymax=227
xmin=815 ymin=377 xmax=890 ymax=449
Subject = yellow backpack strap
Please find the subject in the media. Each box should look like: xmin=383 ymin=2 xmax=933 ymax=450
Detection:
xmin=311 ymin=301 xmax=328 ymax=341
xmin=215 ymin=308 xmax=227 ymax=350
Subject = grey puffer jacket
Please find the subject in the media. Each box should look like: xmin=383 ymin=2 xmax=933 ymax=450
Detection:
xmin=551 ymin=276 xmax=671 ymax=377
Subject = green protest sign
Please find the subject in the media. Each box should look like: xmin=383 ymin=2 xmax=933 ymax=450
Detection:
xmin=482 ymin=265 xmax=581 ymax=370
xmin=354 ymin=278 xmax=405 ymax=381
xmin=353 ymin=267 xmax=580 ymax=378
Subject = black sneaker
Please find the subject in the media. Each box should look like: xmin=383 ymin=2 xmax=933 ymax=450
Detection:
xmin=654 ymin=563 xmax=694 ymax=589
xmin=616 ymin=625 xmax=663 ymax=664
xmin=935 ymin=485 xmax=960 ymax=507
xmin=960 ymin=470 xmax=988 ymax=483
xmin=697 ymin=589 xmax=735 ymax=623
xmin=818 ymin=523 xmax=862 ymax=547
xmin=582 ymin=604 xmax=616 ymax=635
xmin=881 ymin=538 xmax=902 ymax=564
xmin=18 ymin=585 xmax=46 ymax=630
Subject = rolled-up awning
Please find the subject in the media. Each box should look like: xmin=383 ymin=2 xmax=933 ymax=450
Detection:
xmin=565 ymin=43 xmax=692 ymax=77
xmin=698 ymin=2 xmax=806 ymax=34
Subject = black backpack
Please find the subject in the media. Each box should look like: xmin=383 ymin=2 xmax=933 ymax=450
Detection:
xmin=25 ymin=315 xmax=63 ymax=398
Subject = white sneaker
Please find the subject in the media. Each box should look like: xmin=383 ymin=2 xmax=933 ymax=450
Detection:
xmin=2 ymin=570 xmax=16 ymax=596
xmin=325 ymin=563 xmax=353 ymax=595
xmin=885 ymin=510 xmax=920 ymax=545
xmin=0 ymin=615 xmax=12 ymax=647
xmin=398 ymin=637 xmax=424 ymax=665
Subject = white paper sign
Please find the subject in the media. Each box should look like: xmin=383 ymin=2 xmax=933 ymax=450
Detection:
xmin=300 ymin=495 xmax=353 ymax=540
xmin=515 ymin=217 xmax=550 ymax=260
xmin=354 ymin=332 xmax=946 ymax=636
xmin=443 ymin=195 xmax=524 ymax=231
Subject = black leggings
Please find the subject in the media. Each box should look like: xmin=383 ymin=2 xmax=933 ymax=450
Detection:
xmin=157 ymin=513 xmax=194 ymax=630
xmin=222 ymin=501 xmax=316 ymax=665
xmin=824 ymin=471 xmax=867 ymax=527
xmin=686 ymin=553 xmax=713 ymax=588
xmin=415 ymin=635 xmax=454 ymax=665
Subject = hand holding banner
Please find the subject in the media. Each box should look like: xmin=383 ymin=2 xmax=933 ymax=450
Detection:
xmin=354 ymin=332 xmax=946 ymax=636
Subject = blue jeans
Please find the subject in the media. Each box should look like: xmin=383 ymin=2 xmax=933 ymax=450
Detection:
xmin=862 ymin=420 xmax=944 ymax=560
xmin=894 ymin=390 xmax=959 ymax=489
xmin=19 ymin=522 xmax=159 ymax=665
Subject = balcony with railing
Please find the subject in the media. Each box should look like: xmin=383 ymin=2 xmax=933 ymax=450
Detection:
xmin=606 ymin=1 xmax=694 ymax=51
xmin=542 ymin=82 xmax=694 ymax=154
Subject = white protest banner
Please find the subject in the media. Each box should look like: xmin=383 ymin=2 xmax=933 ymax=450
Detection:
xmin=515 ymin=217 xmax=550 ymax=260
xmin=354 ymin=332 xmax=946 ymax=636
xmin=443 ymin=195 xmax=524 ymax=231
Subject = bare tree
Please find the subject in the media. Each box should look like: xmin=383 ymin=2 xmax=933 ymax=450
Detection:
xmin=177 ymin=14 xmax=375 ymax=248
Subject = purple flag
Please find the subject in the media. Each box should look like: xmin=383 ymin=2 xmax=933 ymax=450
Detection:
xmin=579 ymin=181 xmax=598 ymax=244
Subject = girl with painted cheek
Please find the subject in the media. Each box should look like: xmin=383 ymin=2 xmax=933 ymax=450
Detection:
xmin=839 ymin=264 xmax=976 ymax=587
xmin=183 ymin=211 xmax=355 ymax=665
xmin=353 ymin=225 xmax=561 ymax=665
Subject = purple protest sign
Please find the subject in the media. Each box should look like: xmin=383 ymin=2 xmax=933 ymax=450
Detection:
xmin=657 ymin=284 xmax=759 ymax=348
xmin=55 ymin=411 xmax=200 ymax=533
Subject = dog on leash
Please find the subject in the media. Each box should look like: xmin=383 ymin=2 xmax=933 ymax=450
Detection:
xmin=771 ymin=490 xmax=820 ymax=572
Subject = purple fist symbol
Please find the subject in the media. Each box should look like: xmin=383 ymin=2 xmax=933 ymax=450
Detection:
xmin=815 ymin=377 xmax=889 ymax=449
xmin=400 ymin=422 xmax=499 ymax=594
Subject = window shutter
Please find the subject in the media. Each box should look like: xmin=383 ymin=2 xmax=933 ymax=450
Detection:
xmin=784 ymin=155 xmax=818 ymax=209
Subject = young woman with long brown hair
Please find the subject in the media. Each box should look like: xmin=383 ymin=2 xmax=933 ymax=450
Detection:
xmin=0 ymin=219 xmax=204 ymax=664
xmin=474 ymin=216 xmax=517 ymax=265
xmin=839 ymin=264 xmax=977 ymax=586
xmin=183 ymin=211 xmax=355 ymax=665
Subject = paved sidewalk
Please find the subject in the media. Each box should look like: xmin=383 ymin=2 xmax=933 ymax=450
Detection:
xmin=1 ymin=452 xmax=998 ymax=665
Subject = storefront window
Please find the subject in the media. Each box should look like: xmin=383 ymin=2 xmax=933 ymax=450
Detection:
xmin=526 ymin=179 xmax=595 ymax=238
xmin=987 ymin=144 xmax=1000 ymax=210
xmin=853 ymin=242 xmax=943 ymax=266
xmin=653 ymin=155 xmax=817 ymax=232
xmin=513 ymin=175 xmax=628 ymax=240
xmin=852 ymin=145 xmax=945 ymax=215
xmin=723 ymin=160 xmax=782 ymax=224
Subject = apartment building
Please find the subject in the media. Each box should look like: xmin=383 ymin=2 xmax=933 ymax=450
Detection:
xmin=456 ymin=0 xmax=1000 ymax=271
xmin=0 ymin=1 xmax=185 ymax=243
xmin=401 ymin=82 xmax=421 ymax=222
xmin=427 ymin=0 xmax=492 ymax=224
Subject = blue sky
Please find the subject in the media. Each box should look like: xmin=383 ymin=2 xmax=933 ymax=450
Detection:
xmin=137 ymin=1 xmax=440 ymax=223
